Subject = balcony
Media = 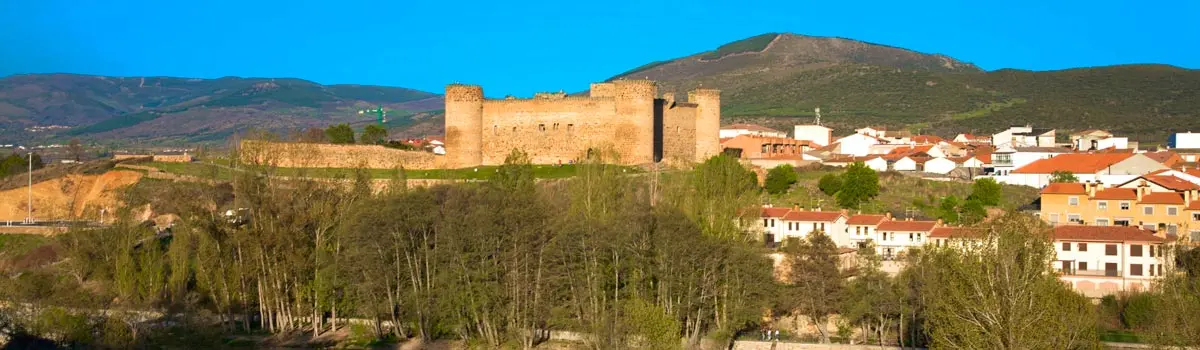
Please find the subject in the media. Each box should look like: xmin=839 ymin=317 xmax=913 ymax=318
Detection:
xmin=1057 ymin=268 xmax=1121 ymax=277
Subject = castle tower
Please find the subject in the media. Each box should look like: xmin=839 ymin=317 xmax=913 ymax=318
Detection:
xmin=614 ymin=80 xmax=657 ymax=164
xmin=590 ymin=82 xmax=616 ymax=98
xmin=689 ymin=88 xmax=721 ymax=162
xmin=444 ymin=84 xmax=484 ymax=168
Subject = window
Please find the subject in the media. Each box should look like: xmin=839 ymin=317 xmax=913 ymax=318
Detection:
xmin=553 ymin=123 xmax=559 ymax=130
xmin=1078 ymin=262 xmax=1088 ymax=271
xmin=910 ymin=233 xmax=914 ymax=241
xmin=493 ymin=125 xmax=498 ymax=135
xmin=1120 ymin=202 xmax=1131 ymax=210
xmin=1169 ymin=207 xmax=1179 ymax=216
xmin=1096 ymin=218 xmax=1110 ymax=226
xmin=856 ymin=227 xmax=862 ymax=234
xmin=1078 ymin=243 xmax=1087 ymax=252
xmin=1097 ymin=201 xmax=1108 ymax=210
xmin=1169 ymin=224 xmax=1179 ymax=235
xmin=567 ymin=124 xmax=574 ymax=132
xmin=763 ymin=219 xmax=769 ymax=227
xmin=812 ymin=223 xmax=818 ymax=231
xmin=1150 ymin=245 xmax=1157 ymax=257
xmin=1151 ymin=264 xmax=1156 ymax=276
xmin=1115 ymin=219 xmax=1131 ymax=226
xmin=1131 ymin=244 xmax=1143 ymax=257
xmin=1068 ymin=214 xmax=1081 ymax=223
xmin=820 ymin=223 xmax=826 ymax=231
xmin=1144 ymin=206 xmax=1154 ymax=215
xmin=1159 ymin=264 xmax=1164 ymax=276
xmin=1049 ymin=213 xmax=1060 ymax=225
xmin=1193 ymin=231 xmax=1200 ymax=242
xmin=512 ymin=126 xmax=517 ymax=133
xmin=1068 ymin=197 xmax=1079 ymax=206
xmin=1105 ymin=263 xmax=1119 ymax=277
xmin=1131 ymin=264 xmax=1143 ymax=276
xmin=538 ymin=124 xmax=546 ymax=132
xmin=1062 ymin=242 xmax=1071 ymax=251
xmin=1106 ymin=244 xmax=1118 ymax=256
xmin=1143 ymin=224 xmax=1156 ymax=232
xmin=1193 ymin=213 xmax=1200 ymax=221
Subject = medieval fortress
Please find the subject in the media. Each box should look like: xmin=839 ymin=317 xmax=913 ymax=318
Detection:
xmin=445 ymin=80 xmax=720 ymax=167
xmin=243 ymin=80 xmax=719 ymax=169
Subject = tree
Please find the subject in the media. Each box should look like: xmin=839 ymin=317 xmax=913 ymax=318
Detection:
xmin=764 ymin=164 xmax=798 ymax=195
xmin=958 ymin=199 xmax=987 ymax=225
xmin=937 ymin=196 xmax=960 ymax=224
xmin=360 ymin=125 xmax=387 ymax=145
xmin=913 ymin=213 xmax=1097 ymax=349
xmin=67 ymin=138 xmax=84 ymax=162
xmin=300 ymin=127 xmax=327 ymax=143
xmin=842 ymin=241 xmax=902 ymax=346
xmin=325 ymin=124 xmax=355 ymax=144
xmin=1049 ymin=171 xmax=1079 ymax=183
xmin=783 ymin=231 xmax=844 ymax=343
xmin=837 ymin=162 xmax=880 ymax=209
xmin=818 ymin=173 xmax=843 ymax=196
xmin=968 ymin=178 xmax=1002 ymax=206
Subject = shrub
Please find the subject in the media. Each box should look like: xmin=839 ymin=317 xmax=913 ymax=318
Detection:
xmin=764 ymin=164 xmax=798 ymax=194
xmin=818 ymin=173 xmax=843 ymax=196
xmin=1122 ymin=293 xmax=1159 ymax=329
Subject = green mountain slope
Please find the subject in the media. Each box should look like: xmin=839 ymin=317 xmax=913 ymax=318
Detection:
xmin=611 ymin=33 xmax=1200 ymax=143
xmin=0 ymin=74 xmax=442 ymax=145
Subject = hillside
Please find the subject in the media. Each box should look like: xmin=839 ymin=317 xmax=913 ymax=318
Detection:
xmin=611 ymin=33 xmax=1200 ymax=142
xmin=0 ymin=74 xmax=444 ymax=145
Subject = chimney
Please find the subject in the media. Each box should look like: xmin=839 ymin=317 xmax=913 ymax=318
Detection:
xmin=1137 ymin=185 xmax=1147 ymax=201
xmin=792 ymin=203 xmax=800 ymax=211
xmin=884 ymin=212 xmax=893 ymax=220
xmin=1186 ymin=190 xmax=1193 ymax=206
xmin=1085 ymin=181 xmax=1096 ymax=198
xmin=936 ymin=219 xmax=944 ymax=226
xmin=840 ymin=209 xmax=849 ymax=217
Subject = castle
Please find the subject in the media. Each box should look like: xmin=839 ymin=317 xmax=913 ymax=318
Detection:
xmin=444 ymin=80 xmax=720 ymax=167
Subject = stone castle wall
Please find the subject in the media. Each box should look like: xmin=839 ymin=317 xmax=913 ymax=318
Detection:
xmin=481 ymin=97 xmax=619 ymax=165
xmin=661 ymin=101 xmax=698 ymax=162
xmin=239 ymin=141 xmax=440 ymax=169
xmin=113 ymin=154 xmax=194 ymax=163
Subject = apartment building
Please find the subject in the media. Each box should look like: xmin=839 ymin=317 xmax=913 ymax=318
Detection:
xmin=1039 ymin=180 xmax=1200 ymax=241
xmin=759 ymin=206 xmax=849 ymax=247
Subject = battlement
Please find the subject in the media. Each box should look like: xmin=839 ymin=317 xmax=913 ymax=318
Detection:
xmin=614 ymin=79 xmax=657 ymax=100
xmin=590 ymin=83 xmax=615 ymax=98
xmin=446 ymin=84 xmax=484 ymax=102
xmin=688 ymin=88 xmax=720 ymax=101
xmin=483 ymin=96 xmax=613 ymax=105
xmin=533 ymin=91 xmax=568 ymax=99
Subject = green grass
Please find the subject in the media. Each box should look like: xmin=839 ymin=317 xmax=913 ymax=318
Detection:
xmin=68 ymin=111 xmax=165 ymax=135
xmin=0 ymin=234 xmax=52 ymax=257
xmin=699 ymin=33 xmax=778 ymax=60
xmin=950 ymin=98 xmax=1028 ymax=120
xmin=1099 ymin=330 xmax=1141 ymax=343
xmin=141 ymin=161 xmax=627 ymax=181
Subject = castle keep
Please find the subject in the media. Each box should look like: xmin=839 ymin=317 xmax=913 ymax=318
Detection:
xmin=444 ymin=80 xmax=720 ymax=167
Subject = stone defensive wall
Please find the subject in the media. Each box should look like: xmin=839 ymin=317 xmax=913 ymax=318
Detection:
xmin=239 ymin=140 xmax=441 ymax=169
xmin=480 ymin=96 xmax=621 ymax=165
xmin=113 ymin=154 xmax=195 ymax=163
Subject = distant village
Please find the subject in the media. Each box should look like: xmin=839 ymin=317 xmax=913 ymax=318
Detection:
xmin=729 ymin=121 xmax=1200 ymax=298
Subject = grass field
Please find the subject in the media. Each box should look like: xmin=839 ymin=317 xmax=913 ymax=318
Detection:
xmin=142 ymin=161 xmax=629 ymax=181
xmin=766 ymin=167 xmax=1039 ymax=218
xmin=0 ymin=234 xmax=51 ymax=257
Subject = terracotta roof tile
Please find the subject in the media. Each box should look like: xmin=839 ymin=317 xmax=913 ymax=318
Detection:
xmin=930 ymin=227 xmax=984 ymax=238
xmin=782 ymin=211 xmax=844 ymax=222
xmin=1041 ymin=183 xmax=1086 ymax=195
xmin=877 ymin=220 xmax=937 ymax=232
xmin=1142 ymin=175 xmax=1200 ymax=191
xmin=1012 ymin=153 xmax=1134 ymax=174
xmin=1053 ymin=226 xmax=1165 ymax=243
xmin=761 ymin=207 xmax=790 ymax=218
xmin=847 ymin=215 xmax=887 ymax=225
xmin=911 ymin=135 xmax=945 ymax=144
xmin=1140 ymin=192 xmax=1184 ymax=205
xmin=1093 ymin=188 xmax=1137 ymax=200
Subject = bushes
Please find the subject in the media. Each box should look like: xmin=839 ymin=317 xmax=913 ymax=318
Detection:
xmin=764 ymin=164 xmax=798 ymax=194
xmin=818 ymin=173 xmax=843 ymax=196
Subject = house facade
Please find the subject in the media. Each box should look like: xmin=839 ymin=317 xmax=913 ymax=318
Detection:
xmin=1006 ymin=153 xmax=1167 ymax=188
xmin=1052 ymin=226 xmax=1168 ymax=297
xmin=759 ymin=207 xmax=850 ymax=247
xmin=793 ymin=125 xmax=833 ymax=147
xmin=720 ymin=124 xmax=787 ymax=139
xmin=1038 ymin=181 xmax=1199 ymax=241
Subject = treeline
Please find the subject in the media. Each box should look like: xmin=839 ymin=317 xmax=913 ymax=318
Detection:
xmin=0 ymin=152 xmax=44 ymax=178
xmin=1 ymin=151 xmax=773 ymax=348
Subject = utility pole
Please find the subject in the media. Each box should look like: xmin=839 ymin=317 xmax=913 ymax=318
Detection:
xmin=26 ymin=152 xmax=33 ymax=224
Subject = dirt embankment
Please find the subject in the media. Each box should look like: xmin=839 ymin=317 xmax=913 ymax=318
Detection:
xmin=0 ymin=170 xmax=143 ymax=221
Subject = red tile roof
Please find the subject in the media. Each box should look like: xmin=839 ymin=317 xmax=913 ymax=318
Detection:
xmin=877 ymin=220 xmax=938 ymax=232
xmin=783 ymin=211 xmax=844 ymax=222
xmin=930 ymin=227 xmax=984 ymax=238
xmin=1053 ymin=226 xmax=1165 ymax=243
xmin=761 ymin=207 xmax=790 ymax=218
xmin=1142 ymin=175 xmax=1200 ymax=191
xmin=1093 ymin=188 xmax=1137 ymax=200
xmin=975 ymin=152 xmax=992 ymax=164
xmin=724 ymin=123 xmax=784 ymax=134
xmin=847 ymin=215 xmax=888 ymax=225
xmin=1144 ymin=151 xmax=1183 ymax=166
xmin=1140 ymin=192 xmax=1184 ymax=205
xmin=1041 ymin=183 xmax=1086 ymax=195
xmin=911 ymin=135 xmax=945 ymax=144
xmin=1012 ymin=153 xmax=1134 ymax=174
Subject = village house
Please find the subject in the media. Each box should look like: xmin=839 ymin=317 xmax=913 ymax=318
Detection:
xmin=1006 ymin=153 xmax=1168 ymax=188
xmin=833 ymin=133 xmax=883 ymax=157
xmin=1071 ymin=129 xmax=1131 ymax=151
xmin=720 ymin=123 xmax=788 ymax=139
xmin=823 ymin=155 xmax=888 ymax=172
xmin=720 ymin=134 xmax=816 ymax=160
xmin=758 ymin=206 xmax=850 ymax=247
xmin=931 ymin=225 xmax=1169 ymax=298
xmin=873 ymin=219 xmax=939 ymax=260
xmin=793 ymin=124 xmax=833 ymax=147
xmin=953 ymin=133 xmax=992 ymax=145
xmin=847 ymin=214 xmax=890 ymax=249
xmin=992 ymin=125 xmax=1056 ymax=148
xmin=923 ymin=157 xmax=959 ymax=174
xmin=1038 ymin=178 xmax=1200 ymax=241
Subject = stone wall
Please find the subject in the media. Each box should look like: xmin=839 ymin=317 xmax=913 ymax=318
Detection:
xmin=662 ymin=101 xmax=698 ymax=162
xmin=481 ymin=97 xmax=619 ymax=165
xmin=153 ymin=154 xmax=194 ymax=163
xmin=239 ymin=141 xmax=441 ymax=169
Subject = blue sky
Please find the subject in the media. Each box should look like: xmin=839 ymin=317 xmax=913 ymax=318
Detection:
xmin=1 ymin=0 xmax=1196 ymax=97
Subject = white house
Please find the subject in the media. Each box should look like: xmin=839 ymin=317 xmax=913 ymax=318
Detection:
xmin=950 ymin=155 xmax=985 ymax=168
xmin=893 ymin=155 xmax=928 ymax=172
xmin=721 ymin=124 xmax=788 ymax=139
xmin=993 ymin=126 xmax=1056 ymax=148
xmin=1005 ymin=153 xmax=1168 ymax=188
xmin=1072 ymin=130 xmax=1129 ymax=151
xmin=847 ymin=214 xmax=890 ymax=250
xmin=1169 ymin=132 xmax=1200 ymax=149
xmin=759 ymin=206 xmax=850 ymax=247
xmin=931 ymin=225 xmax=1170 ymax=297
xmin=924 ymin=157 xmax=958 ymax=174
xmin=1052 ymin=226 xmax=1168 ymax=297
xmin=873 ymin=220 xmax=939 ymax=259
xmin=794 ymin=125 xmax=833 ymax=147
xmin=823 ymin=156 xmax=887 ymax=172
xmin=835 ymin=134 xmax=882 ymax=157
xmin=953 ymin=133 xmax=992 ymax=145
